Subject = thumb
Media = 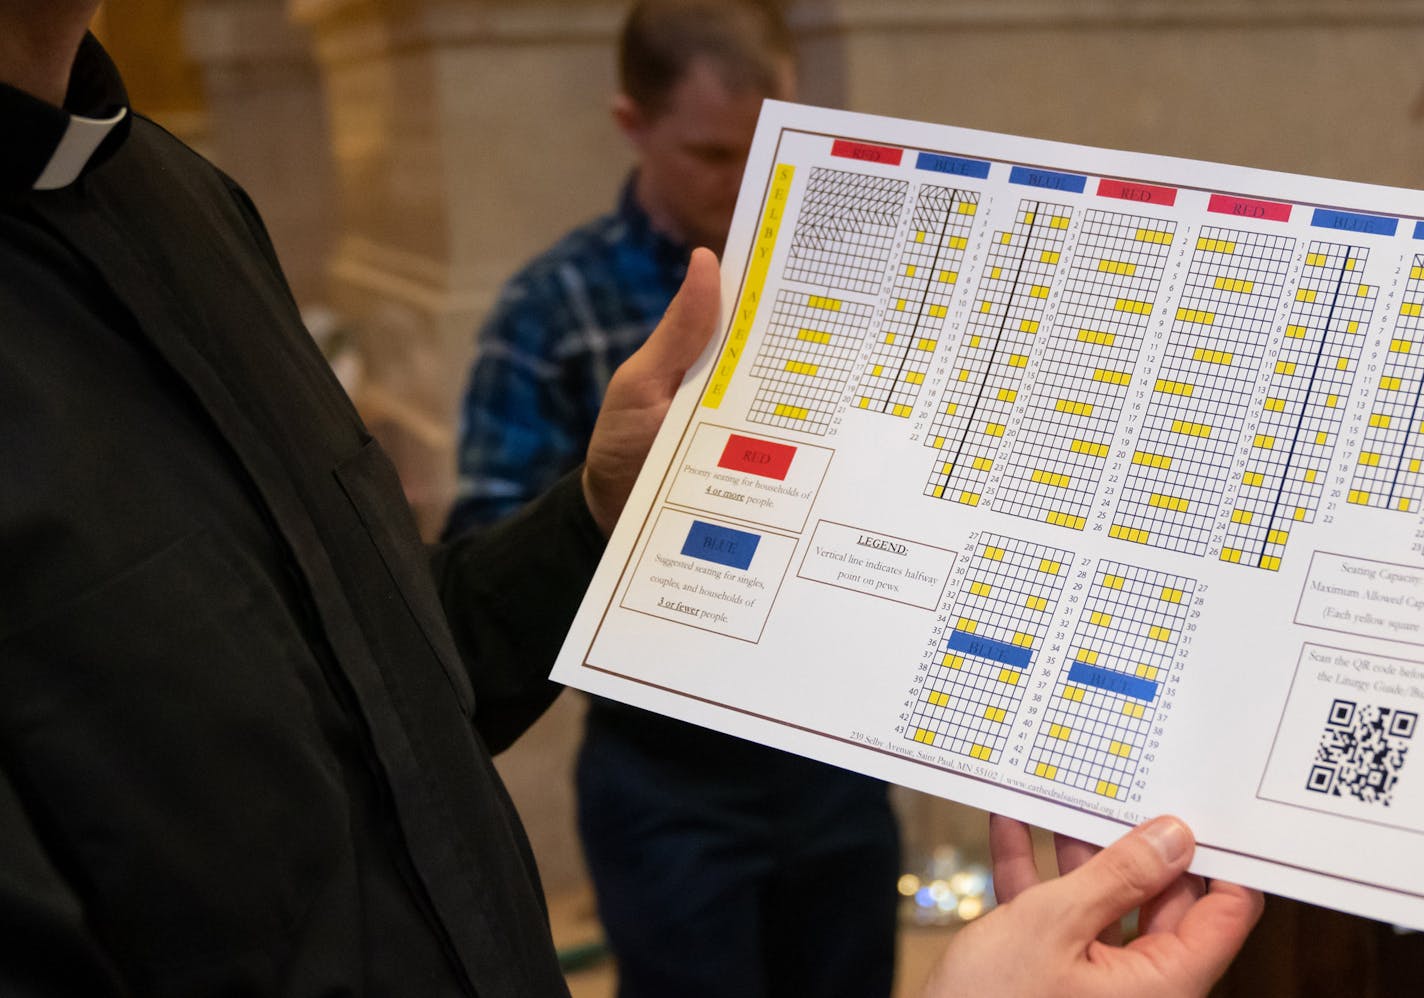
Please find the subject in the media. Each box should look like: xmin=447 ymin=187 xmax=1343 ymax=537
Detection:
xmin=621 ymin=246 xmax=721 ymax=390
xmin=1050 ymin=816 xmax=1195 ymax=940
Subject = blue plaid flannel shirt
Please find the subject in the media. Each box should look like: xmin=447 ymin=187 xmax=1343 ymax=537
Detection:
xmin=446 ymin=180 xmax=690 ymax=535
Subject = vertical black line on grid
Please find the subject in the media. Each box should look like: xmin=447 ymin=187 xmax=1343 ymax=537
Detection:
xmin=936 ymin=201 xmax=1043 ymax=496
xmin=1257 ymin=251 xmax=1351 ymax=565
xmin=1387 ymin=306 xmax=1424 ymax=508
xmin=883 ymin=193 xmax=962 ymax=412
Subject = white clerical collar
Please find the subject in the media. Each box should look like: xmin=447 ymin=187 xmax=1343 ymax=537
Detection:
xmin=32 ymin=106 xmax=128 ymax=191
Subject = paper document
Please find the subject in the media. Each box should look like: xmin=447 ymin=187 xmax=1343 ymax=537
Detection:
xmin=553 ymin=100 xmax=1424 ymax=927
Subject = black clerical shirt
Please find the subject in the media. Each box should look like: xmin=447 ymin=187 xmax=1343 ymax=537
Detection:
xmin=0 ymin=34 xmax=592 ymax=996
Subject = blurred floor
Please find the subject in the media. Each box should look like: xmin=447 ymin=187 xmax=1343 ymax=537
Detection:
xmin=552 ymin=822 xmax=1061 ymax=997
xmin=551 ymin=882 xmax=962 ymax=998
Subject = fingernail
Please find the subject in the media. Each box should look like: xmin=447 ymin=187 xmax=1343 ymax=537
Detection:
xmin=1140 ymin=816 xmax=1190 ymax=864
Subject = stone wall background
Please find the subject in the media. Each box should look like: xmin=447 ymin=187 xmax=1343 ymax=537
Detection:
xmin=97 ymin=0 xmax=1424 ymax=893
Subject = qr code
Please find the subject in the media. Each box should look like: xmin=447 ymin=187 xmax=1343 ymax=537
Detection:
xmin=1306 ymin=699 xmax=1417 ymax=806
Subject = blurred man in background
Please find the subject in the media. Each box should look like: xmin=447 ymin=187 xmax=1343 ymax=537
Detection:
xmin=446 ymin=2 xmax=904 ymax=994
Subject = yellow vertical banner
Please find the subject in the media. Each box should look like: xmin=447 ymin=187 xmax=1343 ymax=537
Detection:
xmin=702 ymin=164 xmax=794 ymax=408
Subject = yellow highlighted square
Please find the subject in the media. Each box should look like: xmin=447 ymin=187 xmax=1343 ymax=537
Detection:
xmin=1071 ymin=439 xmax=1110 ymax=458
xmin=1123 ymin=702 xmax=1146 ymax=719
xmin=1214 ymin=276 xmax=1254 ymax=294
xmin=1094 ymin=369 xmax=1132 ymax=386
xmin=1055 ymin=398 xmax=1095 ymax=417
xmin=1034 ymin=761 xmax=1058 ymax=779
xmin=1171 ymin=419 xmax=1212 ymax=438
xmin=1046 ymin=511 xmax=1085 ymax=530
xmin=1103 ymin=574 xmax=1125 ymax=589
xmin=1148 ymin=493 xmax=1190 ymax=513
xmin=1109 ymin=523 xmax=1150 ymax=544
xmin=1025 ymin=596 xmax=1048 ymax=612
xmin=1192 ymin=347 xmax=1232 ymax=365
xmin=1149 ymin=625 xmax=1173 ymax=641
xmin=969 ymin=744 xmax=993 ymax=761
xmin=984 ymin=706 xmax=1007 ymax=723
xmin=1161 ymin=587 xmax=1184 ymax=603
xmin=1063 ymin=686 xmax=1085 ymax=702
xmin=1039 ymin=559 xmax=1063 ymax=575
xmin=998 ymin=669 xmax=1020 ymax=685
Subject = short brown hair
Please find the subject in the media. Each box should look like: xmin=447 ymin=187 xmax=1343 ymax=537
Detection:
xmin=618 ymin=0 xmax=794 ymax=113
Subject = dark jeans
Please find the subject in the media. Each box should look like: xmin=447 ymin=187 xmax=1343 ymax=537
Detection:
xmin=576 ymin=709 xmax=900 ymax=998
